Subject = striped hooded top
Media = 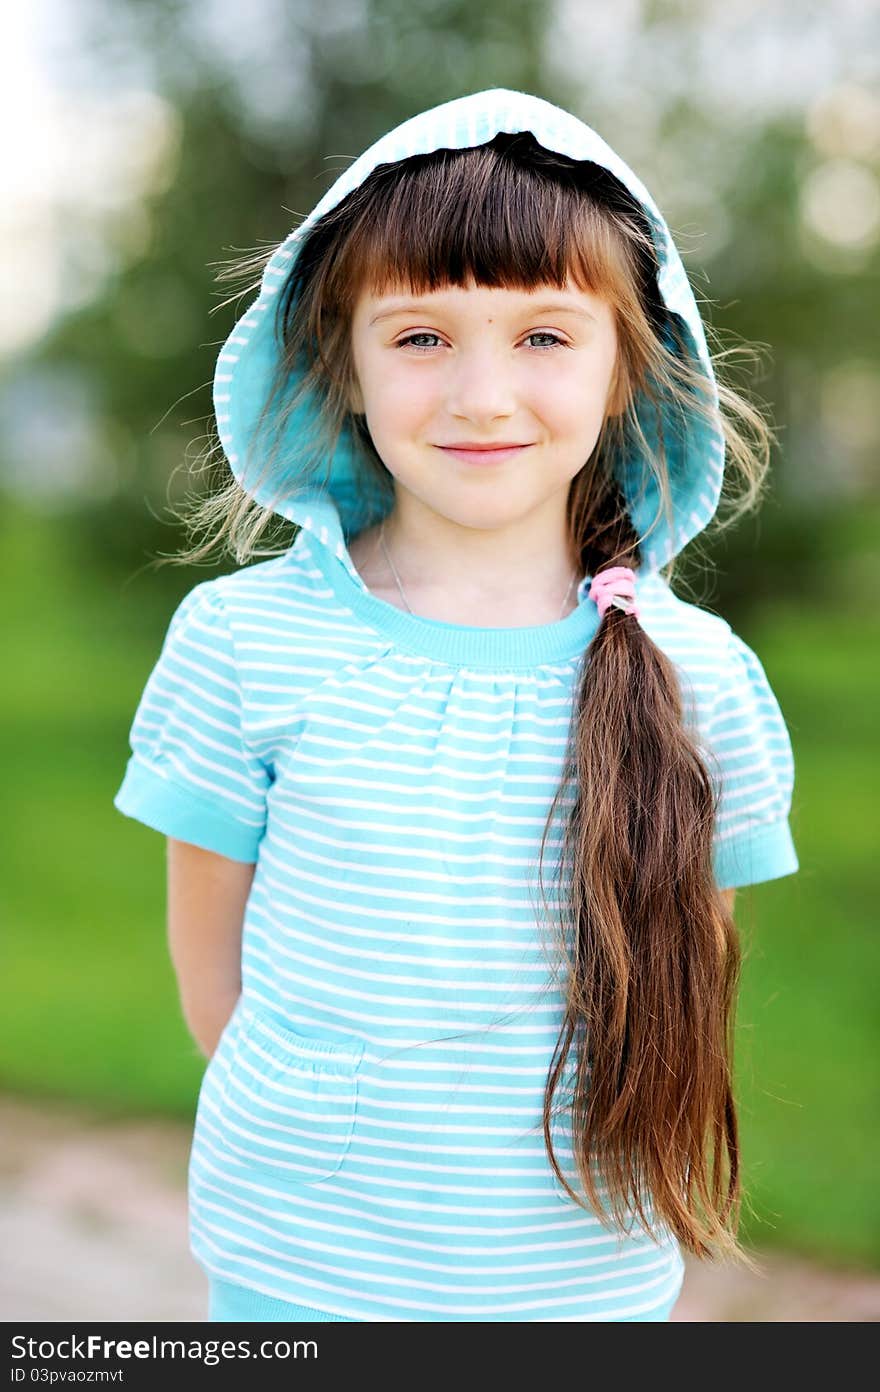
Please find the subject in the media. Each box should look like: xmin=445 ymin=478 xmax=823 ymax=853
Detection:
xmin=113 ymin=87 xmax=799 ymax=1322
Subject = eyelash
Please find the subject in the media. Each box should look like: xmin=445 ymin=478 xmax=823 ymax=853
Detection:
xmin=395 ymin=331 xmax=567 ymax=353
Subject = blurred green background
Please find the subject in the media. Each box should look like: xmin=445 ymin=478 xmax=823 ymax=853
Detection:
xmin=1 ymin=0 xmax=878 ymax=1270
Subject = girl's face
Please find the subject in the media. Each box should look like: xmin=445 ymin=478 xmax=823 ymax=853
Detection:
xmin=349 ymin=277 xmax=620 ymax=535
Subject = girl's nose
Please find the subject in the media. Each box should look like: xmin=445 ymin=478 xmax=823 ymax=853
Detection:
xmin=445 ymin=346 xmax=518 ymax=422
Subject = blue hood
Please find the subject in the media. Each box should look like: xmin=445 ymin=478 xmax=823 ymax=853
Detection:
xmin=212 ymin=87 xmax=724 ymax=587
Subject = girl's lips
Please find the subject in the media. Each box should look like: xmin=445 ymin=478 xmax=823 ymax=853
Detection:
xmin=437 ymin=444 xmax=533 ymax=464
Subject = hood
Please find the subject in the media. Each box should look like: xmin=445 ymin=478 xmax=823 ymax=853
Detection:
xmin=212 ymin=87 xmax=724 ymax=593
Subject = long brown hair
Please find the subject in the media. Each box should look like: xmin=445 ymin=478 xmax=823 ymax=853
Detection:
xmin=166 ymin=130 xmax=776 ymax=1266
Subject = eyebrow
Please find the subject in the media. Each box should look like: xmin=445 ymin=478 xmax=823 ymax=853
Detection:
xmin=368 ymin=301 xmax=597 ymax=325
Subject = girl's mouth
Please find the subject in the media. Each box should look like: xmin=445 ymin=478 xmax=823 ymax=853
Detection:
xmin=436 ymin=444 xmax=534 ymax=464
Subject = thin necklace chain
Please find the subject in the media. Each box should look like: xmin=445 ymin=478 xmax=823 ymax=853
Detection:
xmin=378 ymin=521 xmax=578 ymax=621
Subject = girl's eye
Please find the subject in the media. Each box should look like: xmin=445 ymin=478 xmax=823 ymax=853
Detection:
xmin=525 ymin=332 xmax=565 ymax=350
xmin=396 ymin=333 xmax=444 ymax=350
xmin=395 ymin=331 xmax=567 ymax=351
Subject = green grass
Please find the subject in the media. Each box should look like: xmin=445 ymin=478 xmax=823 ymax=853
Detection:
xmin=731 ymin=602 xmax=879 ymax=1264
xmin=0 ymin=504 xmax=207 ymax=1115
xmin=1 ymin=499 xmax=877 ymax=1265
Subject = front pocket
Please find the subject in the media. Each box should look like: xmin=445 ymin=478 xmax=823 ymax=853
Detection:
xmin=216 ymin=1006 xmax=364 ymax=1184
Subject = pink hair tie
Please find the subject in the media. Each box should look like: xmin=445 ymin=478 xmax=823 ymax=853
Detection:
xmin=588 ymin=565 xmax=641 ymax=622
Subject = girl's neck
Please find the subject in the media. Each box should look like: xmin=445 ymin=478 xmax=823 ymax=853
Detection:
xmin=347 ymin=516 xmax=582 ymax=627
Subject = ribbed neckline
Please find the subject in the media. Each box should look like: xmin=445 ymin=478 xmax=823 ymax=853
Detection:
xmin=306 ymin=533 xmax=601 ymax=669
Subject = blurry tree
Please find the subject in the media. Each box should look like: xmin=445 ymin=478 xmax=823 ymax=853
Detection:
xmin=677 ymin=115 xmax=879 ymax=619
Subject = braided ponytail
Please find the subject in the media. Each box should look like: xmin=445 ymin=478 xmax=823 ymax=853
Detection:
xmin=538 ymin=473 xmax=748 ymax=1263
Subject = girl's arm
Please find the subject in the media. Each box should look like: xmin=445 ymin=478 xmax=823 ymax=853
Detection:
xmin=720 ymin=888 xmax=736 ymax=915
xmin=166 ymin=837 xmax=255 ymax=1059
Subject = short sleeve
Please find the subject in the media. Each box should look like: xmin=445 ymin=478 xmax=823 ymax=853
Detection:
xmin=702 ymin=630 xmax=800 ymax=890
xmin=113 ymin=583 xmax=271 ymax=862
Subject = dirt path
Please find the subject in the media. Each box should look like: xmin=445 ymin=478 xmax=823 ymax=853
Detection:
xmin=1 ymin=1095 xmax=877 ymax=1322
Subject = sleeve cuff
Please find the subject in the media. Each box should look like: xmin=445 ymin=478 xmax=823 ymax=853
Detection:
xmin=113 ymin=756 xmax=263 ymax=863
xmin=713 ymin=816 xmax=800 ymax=890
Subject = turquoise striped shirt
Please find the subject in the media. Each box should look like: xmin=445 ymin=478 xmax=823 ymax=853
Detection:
xmin=114 ymin=503 xmax=798 ymax=1321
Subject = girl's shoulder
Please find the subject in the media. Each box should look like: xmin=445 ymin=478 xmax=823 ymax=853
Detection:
xmin=203 ymin=529 xmax=362 ymax=637
xmin=639 ymin=573 xmax=733 ymax=672
xmin=209 ymin=529 xmax=324 ymax=599
xmin=160 ymin=532 xmax=383 ymax=703
xmin=641 ymin=576 xmax=793 ymax=761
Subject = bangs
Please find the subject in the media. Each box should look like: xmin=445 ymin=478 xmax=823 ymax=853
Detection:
xmin=323 ymin=133 xmax=654 ymax=308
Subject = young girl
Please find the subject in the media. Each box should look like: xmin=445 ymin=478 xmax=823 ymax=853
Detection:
xmin=114 ymin=87 xmax=799 ymax=1323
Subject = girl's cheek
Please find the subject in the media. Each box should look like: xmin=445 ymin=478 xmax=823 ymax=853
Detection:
xmin=525 ymin=380 xmax=583 ymax=428
xmin=388 ymin=378 xmax=440 ymax=421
